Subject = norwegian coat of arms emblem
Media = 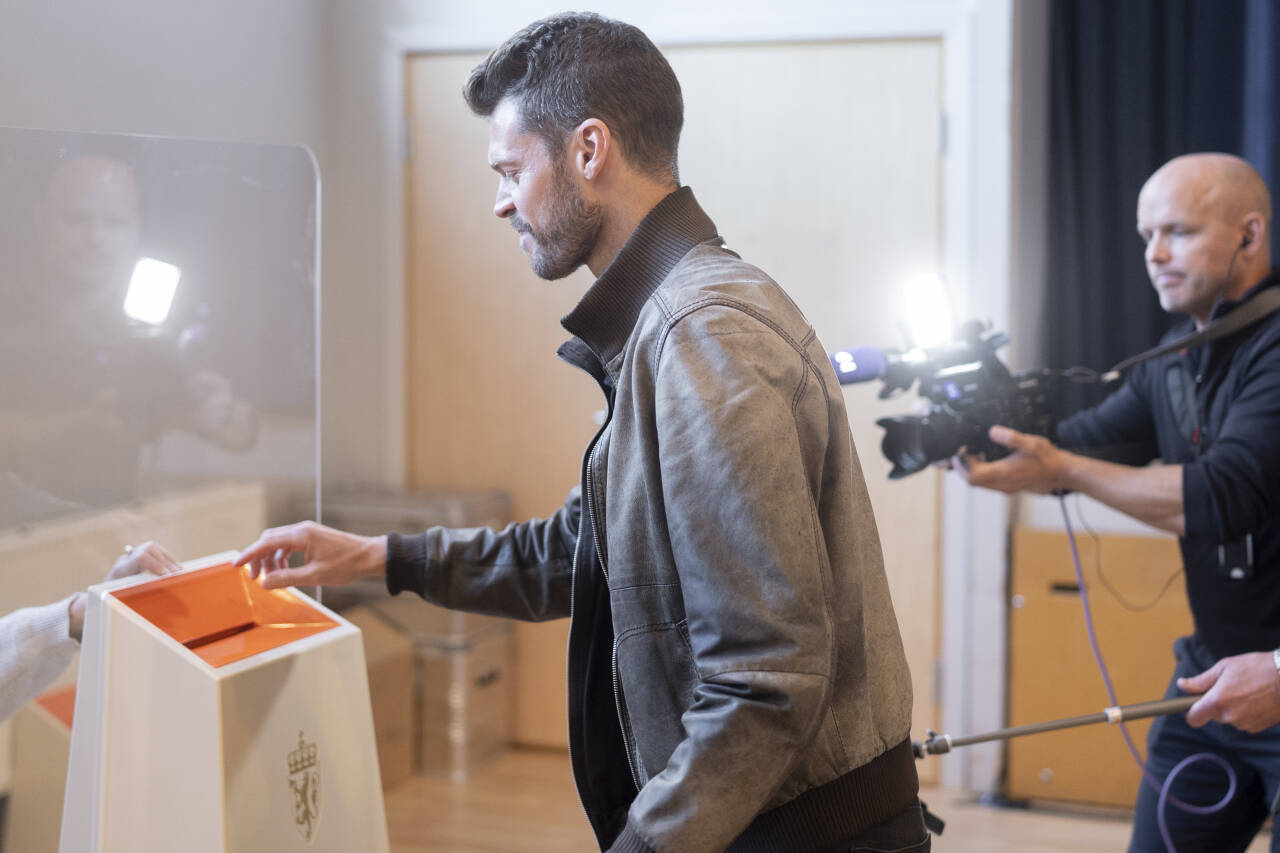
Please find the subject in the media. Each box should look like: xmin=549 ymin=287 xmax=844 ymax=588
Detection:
xmin=287 ymin=730 xmax=322 ymax=842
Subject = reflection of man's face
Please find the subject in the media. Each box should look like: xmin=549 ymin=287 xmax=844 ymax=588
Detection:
xmin=36 ymin=156 xmax=140 ymax=305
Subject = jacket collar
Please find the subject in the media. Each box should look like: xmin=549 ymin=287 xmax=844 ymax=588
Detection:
xmin=558 ymin=187 xmax=719 ymax=375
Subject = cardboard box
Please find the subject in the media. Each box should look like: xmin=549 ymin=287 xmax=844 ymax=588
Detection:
xmin=4 ymin=685 xmax=74 ymax=852
xmin=342 ymin=604 xmax=414 ymax=791
xmin=61 ymin=554 xmax=390 ymax=852
xmin=369 ymin=598 xmax=513 ymax=777
xmin=370 ymin=592 xmax=503 ymax=647
xmin=418 ymin=627 xmax=514 ymax=778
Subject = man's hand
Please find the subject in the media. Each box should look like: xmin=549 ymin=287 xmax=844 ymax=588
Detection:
xmin=1178 ymin=652 xmax=1280 ymax=733
xmin=236 ymin=521 xmax=388 ymax=590
xmin=956 ymin=425 xmax=1068 ymax=494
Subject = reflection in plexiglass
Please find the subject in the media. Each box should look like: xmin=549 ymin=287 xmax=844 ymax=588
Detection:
xmin=0 ymin=128 xmax=318 ymax=619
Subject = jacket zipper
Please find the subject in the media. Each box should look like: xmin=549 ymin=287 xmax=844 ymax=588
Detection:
xmin=564 ymin=540 xmax=596 ymax=831
xmin=565 ymin=383 xmax=622 ymax=831
xmin=612 ymin=637 xmax=643 ymax=792
xmin=584 ymin=415 xmax=642 ymax=792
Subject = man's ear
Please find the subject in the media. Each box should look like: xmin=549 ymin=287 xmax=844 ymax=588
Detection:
xmin=1240 ymin=212 xmax=1266 ymax=254
xmin=572 ymin=118 xmax=611 ymax=181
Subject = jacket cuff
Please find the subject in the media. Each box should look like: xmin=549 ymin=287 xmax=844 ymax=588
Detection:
xmin=385 ymin=532 xmax=428 ymax=596
xmin=606 ymin=823 xmax=658 ymax=853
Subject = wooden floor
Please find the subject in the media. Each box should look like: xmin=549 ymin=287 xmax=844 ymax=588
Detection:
xmin=386 ymin=748 xmax=1270 ymax=852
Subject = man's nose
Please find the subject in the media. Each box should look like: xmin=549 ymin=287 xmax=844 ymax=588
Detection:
xmin=1145 ymin=234 xmax=1169 ymax=265
xmin=494 ymin=185 xmax=514 ymax=219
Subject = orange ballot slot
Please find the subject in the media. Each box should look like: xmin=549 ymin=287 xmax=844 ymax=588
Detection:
xmin=111 ymin=562 xmax=337 ymax=667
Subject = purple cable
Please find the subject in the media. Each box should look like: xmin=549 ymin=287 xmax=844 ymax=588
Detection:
xmin=1057 ymin=495 xmax=1237 ymax=853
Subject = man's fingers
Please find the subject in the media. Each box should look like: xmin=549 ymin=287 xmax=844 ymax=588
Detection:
xmin=1185 ymin=693 xmax=1215 ymax=728
xmin=987 ymin=425 xmax=1018 ymax=448
xmin=1179 ymin=662 xmax=1225 ymax=728
xmin=259 ymin=563 xmax=314 ymax=590
xmin=1177 ymin=661 xmax=1223 ymax=695
xmin=1176 ymin=673 xmax=1209 ymax=693
xmin=237 ymin=529 xmax=302 ymax=568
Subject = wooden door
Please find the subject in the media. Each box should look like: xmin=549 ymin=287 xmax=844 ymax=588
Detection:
xmin=405 ymin=39 xmax=944 ymax=771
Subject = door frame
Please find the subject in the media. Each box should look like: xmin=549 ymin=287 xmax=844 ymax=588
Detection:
xmin=372 ymin=0 xmax=1015 ymax=792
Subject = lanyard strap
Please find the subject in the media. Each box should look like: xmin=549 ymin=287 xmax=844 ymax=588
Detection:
xmin=1101 ymin=286 xmax=1280 ymax=382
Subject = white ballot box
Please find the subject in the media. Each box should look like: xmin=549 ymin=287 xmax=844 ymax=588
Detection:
xmin=60 ymin=554 xmax=390 ymax=852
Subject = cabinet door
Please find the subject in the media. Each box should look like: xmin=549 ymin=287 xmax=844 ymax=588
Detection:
xmin=1006 ymin=526 xmax=1190 ymax=806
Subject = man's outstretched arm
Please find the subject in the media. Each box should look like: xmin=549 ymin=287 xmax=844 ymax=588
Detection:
xmin=960 ymin=425 xmax=1186 ymax=535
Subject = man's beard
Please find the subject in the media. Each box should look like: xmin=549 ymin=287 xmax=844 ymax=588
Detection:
xmin=515 ymin=164 xmax=603 ymax=281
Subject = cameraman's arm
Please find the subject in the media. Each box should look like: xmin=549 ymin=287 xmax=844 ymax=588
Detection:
xmin=962 ymin=427 xmax=1186 ymax=535
xmin=1056 ymin=375 xmax=1160 ymax=464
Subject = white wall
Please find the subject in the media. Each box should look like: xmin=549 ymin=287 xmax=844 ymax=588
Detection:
xmin=0 ymin=0 xmax=324 ymax=144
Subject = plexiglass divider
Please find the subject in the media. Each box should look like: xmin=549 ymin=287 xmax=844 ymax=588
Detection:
xmin=0 ymin=127 xmax=320 ymax=796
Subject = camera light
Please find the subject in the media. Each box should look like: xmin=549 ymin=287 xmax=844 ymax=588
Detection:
xmin=123 ymin=257 xmax=181 ymax=325
xmin=903 ymin=273 xmax=953 ymax=349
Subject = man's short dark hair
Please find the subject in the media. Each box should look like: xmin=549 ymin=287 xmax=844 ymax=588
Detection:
xmin=464 ymin=13 xmax=683 ymax=181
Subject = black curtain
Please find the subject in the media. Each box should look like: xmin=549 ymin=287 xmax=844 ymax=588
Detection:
xmin=1045 ymin=0 xmax=1280 ymax=411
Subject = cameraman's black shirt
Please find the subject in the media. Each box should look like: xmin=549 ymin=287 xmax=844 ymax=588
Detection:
xmin=1057 ymin=270 xmax=1280 ymax=659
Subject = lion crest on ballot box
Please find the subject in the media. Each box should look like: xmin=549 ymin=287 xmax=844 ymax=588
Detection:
xmin=287 ymin=730 xmax=322 ymax=842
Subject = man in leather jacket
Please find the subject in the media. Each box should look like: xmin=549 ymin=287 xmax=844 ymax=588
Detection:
xmin=238 ymin=13 xmax=924 ymax=852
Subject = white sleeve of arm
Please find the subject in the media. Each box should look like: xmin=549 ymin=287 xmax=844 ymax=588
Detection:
xmin=0 ymin=597 xmax=80 ymax=723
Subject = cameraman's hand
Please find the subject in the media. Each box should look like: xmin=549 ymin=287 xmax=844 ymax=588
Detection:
xmin=1179 ymin=652 xmax=1280 ymax=733
xmin=236 ymin=521 xmax=387 ymax=590
xmin=958 ymin=425 xmax=1067 ymax=495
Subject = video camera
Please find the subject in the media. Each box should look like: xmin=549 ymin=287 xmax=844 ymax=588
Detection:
xmin=829 ymin=320 xmax=1058 ymax=479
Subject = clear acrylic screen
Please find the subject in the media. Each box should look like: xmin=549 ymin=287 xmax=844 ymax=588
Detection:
xmin=0 ymin=128 xmax=318 ymax=615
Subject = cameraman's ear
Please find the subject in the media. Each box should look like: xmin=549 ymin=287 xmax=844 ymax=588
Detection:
xmin=1240 ymin=214 xmax=1265 ymax=256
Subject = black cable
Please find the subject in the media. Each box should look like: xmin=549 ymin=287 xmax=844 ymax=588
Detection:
xmin=1070 ymin=493 xmax=1183 ymax=612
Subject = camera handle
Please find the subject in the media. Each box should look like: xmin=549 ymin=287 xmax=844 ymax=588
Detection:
xmin=912 ymin=694 xmax=1195 ymax=758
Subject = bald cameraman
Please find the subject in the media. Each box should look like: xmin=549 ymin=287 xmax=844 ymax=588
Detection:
xmin=960 ymin=153 xmax=1280 ymax=852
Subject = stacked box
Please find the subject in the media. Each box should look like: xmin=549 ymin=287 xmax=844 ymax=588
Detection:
xmin=342 ymin=605 xmax=415 ymax=791
xmin=370 ymin=595 xmax=513 ymax=779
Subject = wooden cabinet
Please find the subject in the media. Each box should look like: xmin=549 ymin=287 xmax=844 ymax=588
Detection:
xmin=1005 ymin=527 xmax=1191 ymax=808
